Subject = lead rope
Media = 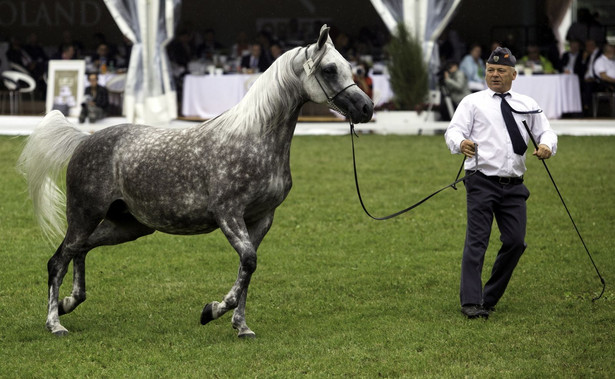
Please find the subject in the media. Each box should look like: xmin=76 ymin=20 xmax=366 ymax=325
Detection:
xmin=349 ymin=121 xmax=477 ymax=221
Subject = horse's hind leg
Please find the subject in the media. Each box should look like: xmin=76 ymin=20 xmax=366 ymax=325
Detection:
xmin=48 ymin=202 xmax=154 ymax=336
xmin=58 ymin=213 xmax=154 ymax=317
xmin=46 ymin=222 xmax=99 ymax=336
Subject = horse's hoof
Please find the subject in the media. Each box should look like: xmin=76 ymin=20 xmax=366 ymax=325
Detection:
xmin=53 ymin=329 xmax=69 ymax=337
xmin=200 ymin=302 xmax=216 ymax=325
xmin=238 ymin=330 xmax=256 ymax=339
xmin=50 ymin=326 xmax=69 ymax=337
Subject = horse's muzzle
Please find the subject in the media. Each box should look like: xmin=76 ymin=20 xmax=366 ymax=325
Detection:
xmin=333 ymin=88 xmax=374 ymax=124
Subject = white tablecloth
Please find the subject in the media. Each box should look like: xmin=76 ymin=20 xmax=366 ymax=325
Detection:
xmin=182 ymin=74 xmax=259 ymax=118
xmin=182 ymin=73 xmax=392 ymax=119
xmin=512 ymin=74 xmax=582 ymax=119
xmin=182 ymin=73 xmax=582 ymax=120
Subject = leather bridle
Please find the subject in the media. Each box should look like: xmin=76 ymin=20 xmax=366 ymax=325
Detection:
xmin=303 ymin=44 xmax=358 ymax=118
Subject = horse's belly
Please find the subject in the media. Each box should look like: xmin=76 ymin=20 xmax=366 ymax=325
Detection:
xmin=125 ymin=194 xmax=218 ymax=235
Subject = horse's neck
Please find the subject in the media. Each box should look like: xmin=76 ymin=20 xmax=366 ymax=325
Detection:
xmin=203 ymin=56 xmax=305 ymax=147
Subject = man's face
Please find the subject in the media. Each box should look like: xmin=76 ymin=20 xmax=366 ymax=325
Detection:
xmin=485 ymin=63 xmax=517 ymax=93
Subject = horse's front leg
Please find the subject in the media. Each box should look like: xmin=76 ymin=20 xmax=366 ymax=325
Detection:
xmin=201 ymin=215 xmax=257 ymax=335
xmin=231 ymin=212 xmax=274 ymax=338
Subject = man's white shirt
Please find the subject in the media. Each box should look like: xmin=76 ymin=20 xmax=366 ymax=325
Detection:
xmin=445 ymin=88 xmax=558 ymax=177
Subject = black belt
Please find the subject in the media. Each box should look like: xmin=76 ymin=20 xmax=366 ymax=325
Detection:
xmin=474 ymin=170 xmax=524 ymax=185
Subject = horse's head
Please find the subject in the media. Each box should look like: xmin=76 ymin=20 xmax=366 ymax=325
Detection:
xmin=297 ymin=25 xmax=374 ymax=123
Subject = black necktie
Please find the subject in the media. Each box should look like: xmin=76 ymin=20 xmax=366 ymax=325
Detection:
xmin=496 ymin=93 xmax=526 ymax=155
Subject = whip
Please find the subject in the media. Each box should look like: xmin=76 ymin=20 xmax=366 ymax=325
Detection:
xmin=521 ymin=121 xmax=605 ymax=301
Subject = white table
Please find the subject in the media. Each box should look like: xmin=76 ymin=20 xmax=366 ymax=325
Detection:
xmin=182 ymin=73 xmax=393 ymax=119
xmin=511 ymin=74 xmax=582 ymax=119
xmin=181 ymin=73 xmax=582 ymax=120
xmin=182 ymin=74 xmax=259 ymax=118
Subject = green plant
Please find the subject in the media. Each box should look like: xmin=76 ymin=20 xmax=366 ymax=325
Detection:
xmin=385 ymin=23 xmax=429 ymax=110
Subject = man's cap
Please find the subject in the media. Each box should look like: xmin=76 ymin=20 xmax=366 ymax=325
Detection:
xmin=487 ymin=47 xmax=516 ymax=67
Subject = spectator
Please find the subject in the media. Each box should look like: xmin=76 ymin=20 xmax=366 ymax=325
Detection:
xmin=198 ymin=28 xmax=224 ymax=61
xmin=560 ymin=40 xmax=586 ymax=82
xmin=6 ymin=37 xmax=35 ymax=72
xmin=57 ymin=30 xmax=84 ymax=59
xmin=442 ymin=60 xmax=471 ymax=107
xmin=593 ymin=43 xmax=615 ymax=90
xmin=93 ymin=43 xmax=117 ymax=73
xmin=270 ymin=43 xmax=283 ymax=62
xmin=168 ymin=28 xmax=196 ymax=70
xmin=60 ymin=44 xmax=76 ymax=60
xmin=256 ymin=30 xmax=274 ymax=65
xmin=518 ymin=44 xmax=556 ymax=74
xmin=79 ymin=73 xmax=109 ymax=123
xmin=353 ymin=61 xmax=373 ymax=99
xmin=230 ymin=31 xmax=251 ymax=60
xmin=566 ymin=7 xmax=605 ymax=46
xmin=583 ymin=39 xmax=602 ymax=81
xmin=459 ymin=43 xmax=485 ymax=91
xmin=581 ymin=39 xmax=602 ymax=115
xmin=23 ymin=33 xmax=48 ymax=66
xmin=240 ymin=44 xmax=270 ymax=73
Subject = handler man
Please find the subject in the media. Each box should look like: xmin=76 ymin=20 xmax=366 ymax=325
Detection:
xmin=444 ymin=47 xmax=558 ymax=319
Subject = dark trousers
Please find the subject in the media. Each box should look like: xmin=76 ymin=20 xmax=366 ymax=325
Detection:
xmin=460 ymin=172 xmax=530 ymax=307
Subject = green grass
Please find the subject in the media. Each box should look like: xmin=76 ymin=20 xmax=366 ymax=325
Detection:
xmin=1 ymin=133 xmax=614 ymax=377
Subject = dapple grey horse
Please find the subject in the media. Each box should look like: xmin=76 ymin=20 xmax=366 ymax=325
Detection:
xmin=18 ymin=25 xmax=373 ymax=337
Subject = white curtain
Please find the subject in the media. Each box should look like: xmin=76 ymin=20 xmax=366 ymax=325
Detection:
xmin=104 ymin=0 xmax=180 ymax=125
xmin=545 ymin=0 xmax=573 ymax=54
xmin=370 ymin=0 xmax=461 ymax=87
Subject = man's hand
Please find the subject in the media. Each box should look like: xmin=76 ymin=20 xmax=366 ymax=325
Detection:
xmin=460 ymin=139 xmax=477 ymax=158
xmin=533 ymin=144 xmax=552 ymax=160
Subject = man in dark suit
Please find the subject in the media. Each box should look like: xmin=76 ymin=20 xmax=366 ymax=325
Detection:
xmin=240 ymin=44 xmax=271 ymax=74
xmin=560 ymin=40 xmax=587 ymax=83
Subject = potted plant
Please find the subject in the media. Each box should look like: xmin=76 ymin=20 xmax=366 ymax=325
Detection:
xmin=377 ymin=23 xmax=430 ymax=134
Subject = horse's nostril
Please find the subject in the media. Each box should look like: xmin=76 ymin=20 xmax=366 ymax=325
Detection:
xmin=362 ymin=104 xmax=370 ymax=114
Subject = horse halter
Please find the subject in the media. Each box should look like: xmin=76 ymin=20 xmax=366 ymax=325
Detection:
xmin=303 ymin=44 xmax=357 ymax=117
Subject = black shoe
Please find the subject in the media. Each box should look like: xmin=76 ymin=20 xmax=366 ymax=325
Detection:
xmin=482 ymin=303 xmax=495 ymax=313
xmin=461 ymin=304 xmax=489 ymax=319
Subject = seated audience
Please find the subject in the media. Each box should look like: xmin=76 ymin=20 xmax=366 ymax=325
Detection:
xmin=519 ymin=44 xmax=557 ymax=74
xmin=79 ymin=73 xmax=109 ymax=123
xmin=593 ymin=43 xmax=615 ymax=90
xmin=240 ymin=44 xmax=271 ymax=73
xmin=198 ymin=28 xmax=224 ymax=60
xmin=580 ymin=39 xmax=602 ymax=115
xmin=442 ymin=60 xmax=471 ymax=107
xmin=230 ymin=31 xmax=251 ymax=60
xmin=560 ymin=40 xmax=586 ymax=83
xmin=93 ymin=43 xmax=117 ymax=73
xmin=270 ymin=43 xmax=283 ymax=62
xmin=459 ymin=43 xmax=485 ymax=91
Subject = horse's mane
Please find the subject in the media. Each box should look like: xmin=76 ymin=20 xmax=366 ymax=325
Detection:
xmin=201 ymin=47 xmax=304 ymax=140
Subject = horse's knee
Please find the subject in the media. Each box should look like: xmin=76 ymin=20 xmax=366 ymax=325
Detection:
xmin=241 ymin=253 xmax=257 ymax=274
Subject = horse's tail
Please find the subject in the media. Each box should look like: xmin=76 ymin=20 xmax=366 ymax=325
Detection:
xmin=17 ymin=110 xmax=90 ymax=241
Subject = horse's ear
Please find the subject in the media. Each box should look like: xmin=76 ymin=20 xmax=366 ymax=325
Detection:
xmin=317 ymin=24 xmax=331 ymax=50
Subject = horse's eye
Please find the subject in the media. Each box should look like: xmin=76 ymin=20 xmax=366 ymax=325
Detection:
xmin=322 ymin=65 xmax=337 ymax=75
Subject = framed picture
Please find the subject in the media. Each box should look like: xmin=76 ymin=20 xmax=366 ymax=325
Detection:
xmin=46 ymin=60 xmax=86 ymax=117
